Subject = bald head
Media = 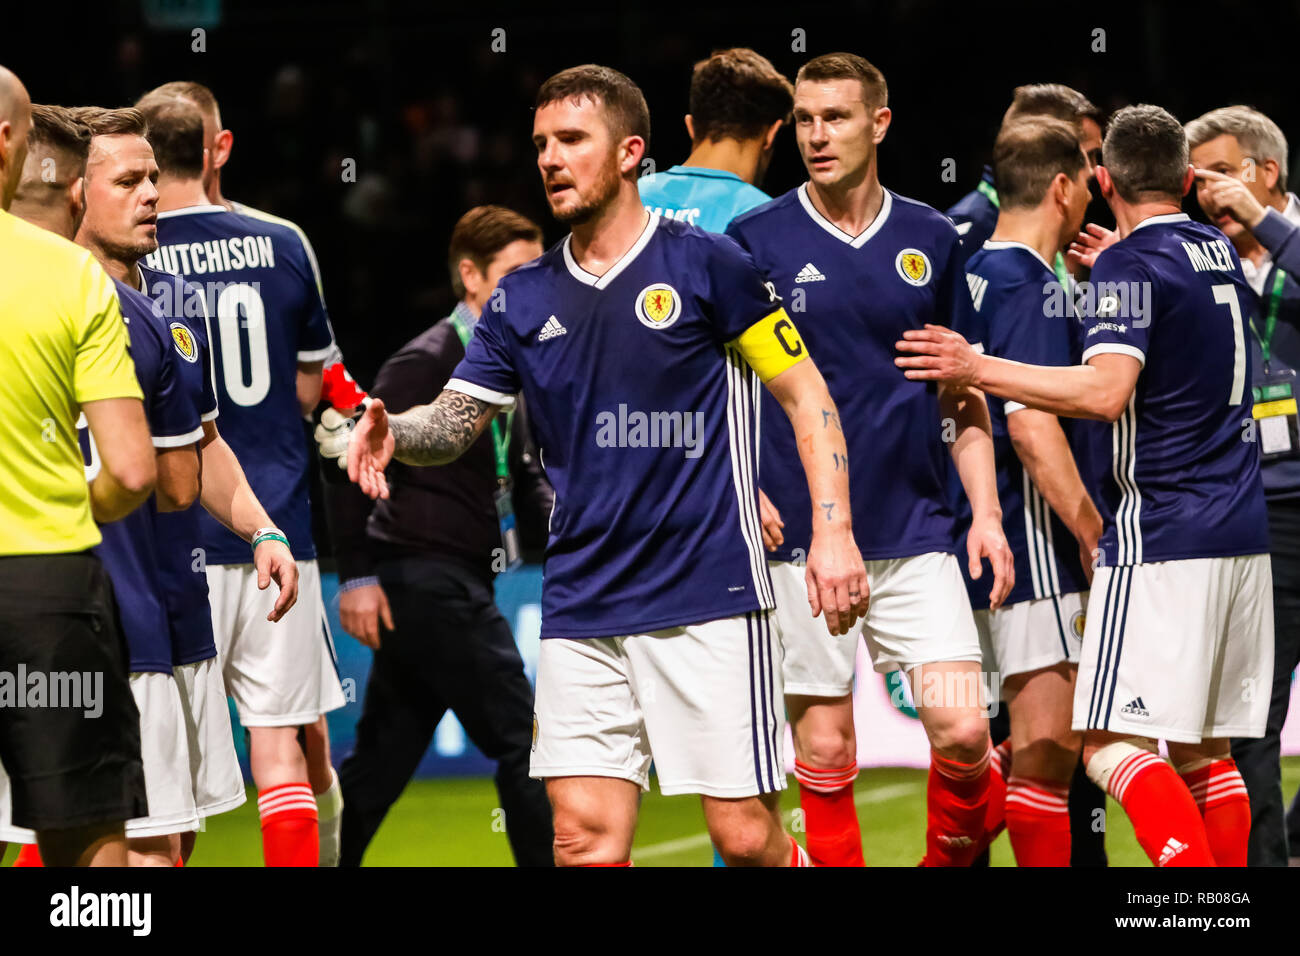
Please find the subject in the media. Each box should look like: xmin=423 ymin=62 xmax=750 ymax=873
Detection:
xmin=0 ymin=64 xmax=33 ymax=210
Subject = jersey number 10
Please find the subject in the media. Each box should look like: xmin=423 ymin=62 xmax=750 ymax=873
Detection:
xmin=214 ymin=283 xmax=271 ymax=407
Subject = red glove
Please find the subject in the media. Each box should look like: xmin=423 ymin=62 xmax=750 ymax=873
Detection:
xmin=321 ymin=361 xmax=368 ymax=414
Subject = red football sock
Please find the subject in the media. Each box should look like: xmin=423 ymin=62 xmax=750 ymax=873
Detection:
xmin=257 ymin=783 xmax=319 ymax=867
xmin=789 ymin=835 xmax=811 ymax=867
xmin=1005 ymin=775 xmax=1071 ymax=866
xmin=921 ymin=745 xmax=992 ymax=866
xmin=13 ymin=843 xmax=43 ymax=867
xmin=793 ymin=759 xmax=864 ymax=867
xmin=1180 ymin=759 xmax=1251 ymax=867
xmin=1108 ymin=750 xmax=1214 ymax=867
xmin=980 ymin=738 xmax=1013 ymax=849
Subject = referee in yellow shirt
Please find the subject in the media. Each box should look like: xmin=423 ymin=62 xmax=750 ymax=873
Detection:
xmin=0 ymin=66 xmax=158 ymax=867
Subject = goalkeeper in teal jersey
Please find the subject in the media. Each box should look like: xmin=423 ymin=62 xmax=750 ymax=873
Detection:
xmin=638 ymin=48 xmax=792 ymax=234
xmin=638 ymin=48 xmax=793 ymax=867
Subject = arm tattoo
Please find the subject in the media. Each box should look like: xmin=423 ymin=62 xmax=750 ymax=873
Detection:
xmin=822 ymin=408 xmax=842 ymax=432
xmin=819 ymin=501 xmax=836 ymax=522
xmin=389 ymin=389 xmax=494 ymax=466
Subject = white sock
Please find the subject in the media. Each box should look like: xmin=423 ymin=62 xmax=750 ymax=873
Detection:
xmin=316 ymin=767 xmax=344 ymax=867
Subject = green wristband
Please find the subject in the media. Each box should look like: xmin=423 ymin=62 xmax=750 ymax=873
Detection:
xmin=252 ymin=532 xmax=290 ymax=551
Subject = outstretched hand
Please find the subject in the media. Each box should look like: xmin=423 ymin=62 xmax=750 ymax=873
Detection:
xmin=348 ymin=398 xmax=395 ymax=500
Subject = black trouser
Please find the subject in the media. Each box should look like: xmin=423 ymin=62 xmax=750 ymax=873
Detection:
xmin=339 ymin=554 xmax=553 ymax=866
xmin=974 ymin=701 xmax=1108 ymax=866
xmin=1231 ymin=500 xmax=1300 ymax=866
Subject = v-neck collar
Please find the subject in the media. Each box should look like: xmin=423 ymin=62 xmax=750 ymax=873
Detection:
xmin=797 ymin=182 xmax=892 ymax=248
xmin=562 ymin=211 xmax=659 ymax=289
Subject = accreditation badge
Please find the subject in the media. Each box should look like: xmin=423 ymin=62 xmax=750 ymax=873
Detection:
xmin=494 ymin=480 xmax=523 ymax=571
xmin=1253 ymin=366 xmax=1300 ymax=461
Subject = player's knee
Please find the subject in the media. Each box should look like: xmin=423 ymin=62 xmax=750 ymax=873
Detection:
xmin=928 ymin=713 xmax=989 ymax=762
xmin=551 ymin=810 xmax=616 ymax=865
xmin=795 ymin=724 xmax=856 ymax=769
xmin=713 ymin=816 xmax=778 ymax=867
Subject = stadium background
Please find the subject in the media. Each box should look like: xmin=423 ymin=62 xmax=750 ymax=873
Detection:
xmin=6 ymin=0 xmax=1300 ymax=863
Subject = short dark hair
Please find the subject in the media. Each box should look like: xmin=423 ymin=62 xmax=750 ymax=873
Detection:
xmin=795 ymin=53 xmax=888 ymax=111
xmin=1004 ymin=83 xmax=1101 ymax=130
xmin=688 ymin=48 xmax=793 ymax=143
xmin=138 ymin=97 xmax=206 ymax=178
xmin=447 ymin=205 xmax=543 ymax=298
xmin=28 ymin=104 xmax=91 ymax=179
xmin=69 ymin=106 xmax=147 ymax=138
xmin=993 ymin=118 xmax=1087 ymax=209
xmin=136 ymin=81 xmax=221 ymax=127
xmin=1102 ymin=104 xmax=1189 ymax=203
xmin=536 ymin=65 xmax=650 ymax=148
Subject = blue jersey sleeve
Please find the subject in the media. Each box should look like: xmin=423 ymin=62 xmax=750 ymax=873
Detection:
xmin=148 ymin=322 xmax=203 ymax=447
xmin=937 ymin=230 xmax=980 ymax=343
xmin=1081 ymin=245 xmax=1151 ymax=367
xmin=196 ymin=290 xmax=219 ymax=421
xmin=705 ymin=234 xmax=783 ymax=342
xmin=292 ymin=230 xmax=335 ymax=362
xmin=446 ymin=298 xmax=519 ymax=409
xmin=988 ymin=281 xmax=1073 ymax=416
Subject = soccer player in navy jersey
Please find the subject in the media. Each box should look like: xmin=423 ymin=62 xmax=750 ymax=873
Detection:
xmin=957 ymin=118 xmax=1101 ymax=865
xmin=138 ymin=83 xmax=348 ymax=864
xmin=947 ymin=84 xmax=1103 ymax=268
xmin=351 ymin=64 xmax=867 ymax=867
xmin=141 ymin=97 xmax=338 ymax=867
xmin=1 ymin=107 xmax=203 ymax=866
xmin=726 ymin=53 xmax=1012 ymax=867
xmin=898 ymin=104 xmax=1273 ymax=867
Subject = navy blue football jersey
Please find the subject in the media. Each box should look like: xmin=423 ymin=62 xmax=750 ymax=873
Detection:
xmin=148 ymin=204 xmax=334 ymax=563
xmin=449 ymin=213 xmax=781 ymax=639
xmin=946 ymin=166 xmax=999 ymax=264
xmin=1080 ymin=214 xmax=1269 ymax=563
xmin=726 ymin=185 xmax=978 ymax=562
xmin=80 ymin=276 xmax=202 ymax=673
xmin=139 ymin=265 xmax=222 ymax=665
xmin=957 ymin=242 xmax=1093 ymax=607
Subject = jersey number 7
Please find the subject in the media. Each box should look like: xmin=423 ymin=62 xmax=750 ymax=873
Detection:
xmin=1211 ymin=284 xmax=1247 ymax=407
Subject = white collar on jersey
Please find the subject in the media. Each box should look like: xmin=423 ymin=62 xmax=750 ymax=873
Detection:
xmin=981 ymin=239 xmax=1055 ymax=273
xmin=1130 ymin=212 xmax=1190 ymax=232
xmin=562 ymin=211 xmax=659 ymax=289
xmin=797 ymin=181 xmax=892 ymax=247
xmin=156 ymin=204 xmax=228 ymax=219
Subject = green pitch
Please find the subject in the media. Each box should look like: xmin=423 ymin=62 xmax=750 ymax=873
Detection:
xmin=10 ymin=760 xmax=1292 ymax=867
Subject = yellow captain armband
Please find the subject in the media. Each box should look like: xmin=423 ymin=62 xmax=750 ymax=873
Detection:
xmin=731 ymin=308 xmax=808 ymax=382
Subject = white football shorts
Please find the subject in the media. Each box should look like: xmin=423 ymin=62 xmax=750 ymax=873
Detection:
xmin=531 ymin=610 xmax=786 ymax=797
xmin=206 ymin=559 xmax=346 ymax=726
xmin=124 ymin=671 xmax=200 ymax=838
xmin=1073 ymin=555 xmax=1273 ymax=743
xmin=975 ymin=590 xmax=1087 ymax=680
xmin=174 ymin=656 xmax=246 ymax=818
xmin=774 ymin=552 xmax=983 ymax=697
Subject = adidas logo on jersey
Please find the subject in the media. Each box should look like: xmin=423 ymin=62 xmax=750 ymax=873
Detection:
xmin=794 ymin=262 xmax=826 ymax=283
xmin=1120 ymin=697 xmax=1150 ymax=717
xmin=538 ymin=316 xmax=567 ymax=342
xmin=1158 ymin=837 xmax=1188 ymax=866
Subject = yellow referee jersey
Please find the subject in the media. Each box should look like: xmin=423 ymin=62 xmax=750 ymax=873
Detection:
xmin=0 ymin=209 xmax=141 ymax=556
